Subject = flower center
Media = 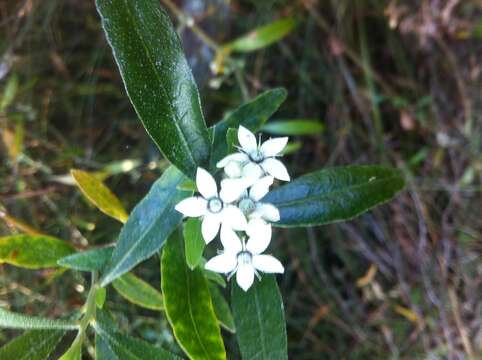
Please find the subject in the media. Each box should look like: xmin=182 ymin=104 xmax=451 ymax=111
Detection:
xmin=237 ymin=251 xmax=252 ymax=266
xmin=207 ymin=198 xmax=223 ymax=213
xmin=238 ymin=198 xmax=256 ymax=215
xmin=249 ymin=150 xmax=264 ymax=163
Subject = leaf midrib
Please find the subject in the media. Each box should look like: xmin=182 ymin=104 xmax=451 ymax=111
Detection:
xmin=183 ymin=261 xmax=213 ymax=359
xmin=270 ymin=175 xmax=402 ymax=208
xmin=121 ymin=0 xmax=198 ymax=169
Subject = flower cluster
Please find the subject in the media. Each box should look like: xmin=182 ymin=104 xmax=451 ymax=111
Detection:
xmin=175 ymin=126 xmax=290 ymax=291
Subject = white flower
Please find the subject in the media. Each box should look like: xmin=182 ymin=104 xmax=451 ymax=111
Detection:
xmin=205 ymin=226 xmax=284 ymax=291
xmin=175 ymin=168 xmax=247 ymax=244
xmin=217 ymin=125 xmax=290 ymax=184
xmin=221 ymin=176 xmax=280 ymax=222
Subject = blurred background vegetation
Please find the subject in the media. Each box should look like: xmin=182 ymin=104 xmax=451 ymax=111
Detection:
xmin=0 ymin=0 xmax=481 ymax=359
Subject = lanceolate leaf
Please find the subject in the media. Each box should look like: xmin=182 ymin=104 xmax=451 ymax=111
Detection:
xmin=71 ymin=169 xmax=128 ymax=223
xmin=161 ymin=230 xmax=226 ymax=360
xmin=183 ymin=218 xmax=205 ymax=270
xmin=57 ymin=246 xmax=114 ymax=272
xmin=208 ymin=284 xmax=235 ymax=333
xmin=112 ymin=273 xmax=164 ymax=311
xmin=96 ymin=0 xmax=211 ymax=178
xmin=262 ymin=119 xmax=324 ymax=135
xmin=225 ymin=17 xmax=297 ymax=53
xmin=0 ymin=330 xmax=65 ymax=360
xmin=209 ymin=88 xmax=287 ymax=168
xmin=100 ymin=166 xmax=189 ymax=286
xmin=0 ymin=235 xmax=75 ymax=269
xmin=263 ymin=165 xmax=405 ymax=227
xmin=231 ymin=275 xmax=287 ymax=360
xmin=94 ymin=309 xmax=180 ymax=360
xmin=0 ymin=308 xmax=78 ymax=330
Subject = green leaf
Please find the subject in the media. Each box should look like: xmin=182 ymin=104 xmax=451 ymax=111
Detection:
xmin=112 ymin=272 xmax=163 ymax=311
xmin=209 ymin=88 xmax=287 ymax=168
xmin=100 ymin=166 xmax=189 ymax=286
xmin=225 ymin=17 xmax=297 ymax=53
xmin=161 ymin=230 xmax=226 ymax=360
xmin=262 ymin=119 xmax=324 ymax=135
xmin=231 ymin=275 xmax=287 ymax=360
xmin=281 ymin=141 xmax=302 ymax=155
xmin=71 ymin=169 xmax=129 ymax=223
xmin=94 ymin=310 xmax=180 ymax=360
xmin=96 ymin=0 xmax=210 ymax=178
xmin=1 ymin=74 xmax=19 ymax=111
xmin=0 ymin=234 xmax=75 ymax=269
xmin=0 ymin=307 xmax=78 ymax=330
xmin=264 ymin=165 xmax=405 ymax=227
xmin=199 ymin=258 xmax=226 ymax=288
xmin=208 ymin=284 xmax=235 ymax=333
xmin=59 ymin=341 xmax=81 ymax=360
xmin=183 ymin=218 xmax=205 ymax=270
xmin=57 ymin=246 xmax=114 ymax=272
xmin=96 ymin=287 xmax=107 ymax=309
xmin=0 ymin=330 xmax=65 ymax=360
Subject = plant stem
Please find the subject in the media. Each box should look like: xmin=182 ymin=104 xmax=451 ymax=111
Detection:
xmin=160 ymin=0 xmax=220 ymax=51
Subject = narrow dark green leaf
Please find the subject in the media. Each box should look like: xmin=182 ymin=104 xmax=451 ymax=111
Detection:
xmin=262 ymin=119 xmax=324 ymax=135
xmin=209 ymin=284 xmax=235 ymax=333
xmin=94 ymin=310 xmax=180 ymax=360
xmin=71 ymin=169 xmax=128 ymax=223
xmin=231 ymin=275 xmax=287 ymax=360
xmin=0 ymin=330 xmax=65 ymax=360
xmin=58 ymin=246 xmax=114 ymax=272
xmin=0 ymin=234 xmax=74 ymax=269
xmin=263 ymin=165 xmax=405 ymax=227
xmin=100 ymin=166 xmax=189 ymax=286
xmin=209 ymin=88 xmax=287 ymax=169
xmin=225 ymin=17 xmax=297 ymax=53
xmin=112 ymin=273 xmax=163 ymax=311
xmin=0 ymin=308 xmax=78 ymax=330
xmin=183 ymin=218 xmax=205 ymax=270
xmin=161 ymin=230 xmax=226 ymax=360
xmin=96 ymin=0 xmax=210 ymax=178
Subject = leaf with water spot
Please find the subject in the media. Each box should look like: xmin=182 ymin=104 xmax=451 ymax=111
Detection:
xmin=96 ymin=0 xmax=211 ymax=178
xmin=263 ymin=165 xmax=405 ymax=227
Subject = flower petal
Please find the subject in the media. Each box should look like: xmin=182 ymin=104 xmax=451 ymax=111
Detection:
xmin=241 ymin=162 xmax=263 ymax=184
xmin=260 ymin=137 xmax=288 ymax=157
xmin=249 ymin=176 xmax=274 ymax=201
xmin=202 ymin=213 xmax=221 ymax=244
xmin=219 ymin=178 xmax=250 ymax=203
xmin=238 ymin=125 xmax=257 ymax=153
xmin=175 ymin=196 xmax=207 ymax=217
xmin=205 ymin=253 xmax=237 ymax=273
xmin=260 ymin=158 xmax=290 ymax=181
xmin=252 ymin=255 xmax=284 ymax=274
xmin=246 ymin=219 xmax=272 ymax=254
xmin=236 ymin=264 xmax=255 ymax=291
xmin=220 ymin=225 xmax=242 ymax=254
xmin=216 ymin=152 xmax=249 ymax=168
xmin=251 ymin=203 xmax=280 ymax=222
xmin=196 ymin=167 xmax=218 ymax=199
xmin=221 ymin=205 xmax=248 ymax=231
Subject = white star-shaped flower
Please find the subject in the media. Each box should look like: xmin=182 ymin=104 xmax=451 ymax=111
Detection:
xmin=175 ymin=168 xmax=247 ymax=244
xmin=220 ymin=175 xmax=280 ymax=225
xmin=217 ymin=125 xmax=290 ymax=184
xmin=205 ymin=225 xmax=284 ymax=291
